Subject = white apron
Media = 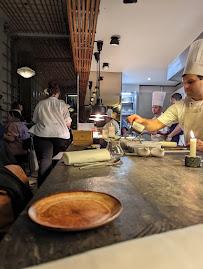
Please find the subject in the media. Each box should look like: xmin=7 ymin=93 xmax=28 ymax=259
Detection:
xmin=182 ymin=99 xmax=203 ymax=144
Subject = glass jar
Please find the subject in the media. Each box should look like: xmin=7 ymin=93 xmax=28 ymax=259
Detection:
xmin=106 ymin=139 xmax=124 ymax=158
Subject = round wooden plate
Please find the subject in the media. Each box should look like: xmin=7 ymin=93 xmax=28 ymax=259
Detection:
xmin=28 ymin=191 xmax=123 ymax=231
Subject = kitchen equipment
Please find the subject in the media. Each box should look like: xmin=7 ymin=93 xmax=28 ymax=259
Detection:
xmin=130 ymin=121 xmax=145 ymax=134
xmin=79 ymin=157 xmax=121 ymax=169
xmin=137 ymin=147 xmax=150 ymax=157
xmin=106 ymin=139 xmax=124 ymax=158
xmin=151 ymin=148 xmax=165 ymax=157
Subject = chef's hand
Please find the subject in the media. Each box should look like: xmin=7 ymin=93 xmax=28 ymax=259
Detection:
xmin=127 ymin=114 xmax=144 ymax=125
xmin=151 ymin=131 xmax=158 ymax=135
xmin=187 ymin=139 xmax=203 ymax=151
xmin=166 ymin=136 xmax=172 ymax=142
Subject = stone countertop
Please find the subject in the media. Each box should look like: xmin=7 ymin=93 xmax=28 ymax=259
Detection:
xmin=0 ymin=148 xmax=202 ymax=269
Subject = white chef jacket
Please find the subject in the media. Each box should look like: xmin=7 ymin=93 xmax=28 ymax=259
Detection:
xmin=151 ymin=113 xmax=169 ymax=142
xmin=158 ymin=97 xmax=203 ymax=144
xmin=103 ymin=119 xmax=120 ymax=136
xmin=29 ymin=97 xmax=72 ymax=139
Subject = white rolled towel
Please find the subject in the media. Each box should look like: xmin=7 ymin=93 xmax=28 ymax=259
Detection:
xmin=62 ymin=149 xmax=111 ymax=165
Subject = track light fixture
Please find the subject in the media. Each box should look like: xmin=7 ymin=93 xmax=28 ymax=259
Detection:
xmin=90 ymin=40 xmax=106 ymax=119
xmin=94 ymin=52 xmax=100 ymax=62
xmin=89 ymin=81 xmax=93 ymax=90
xmin=102 ymin=62 xmax=109 ymax=70
xmin=97 ymin=40 xmax=103 ymax=52
xmin=110 ymin=36 xmax=120 ymax=46
xmin=123 ymin=0 xmax=137 ymax=3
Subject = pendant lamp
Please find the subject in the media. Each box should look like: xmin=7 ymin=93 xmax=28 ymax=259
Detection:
xmin=17 ymin=67 xmax=35 ymax=78
xmin=89 ymin=41 xmax=106 ymax=121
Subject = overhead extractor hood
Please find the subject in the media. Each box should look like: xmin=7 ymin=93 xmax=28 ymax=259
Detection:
xmin=167 ymin=32 xmax=203 ymax=83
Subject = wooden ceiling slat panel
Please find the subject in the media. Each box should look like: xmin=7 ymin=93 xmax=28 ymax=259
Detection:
xmin=86 ymin=0 xmax=95 ymax=74
xmin=72 ymin=0 xmax=79 ymax=71
xmin=84 ymin=0 xmax=90 ymax=75
xmin=66 ymin=0 xmax=100 ymax=105
xmin=66 ymin=0 xmax=77 ymax=71
xmin=77 ymin=0 xmax=82 ymax=76
xmin=81 ymin=0 xmax=85 ymax=77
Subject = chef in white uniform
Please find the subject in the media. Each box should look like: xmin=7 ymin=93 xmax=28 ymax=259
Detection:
xmin=103 ymin=109 xmax=120 ymax=136
xmin=127 ymin=38 xmax=203 ymax=151
xmin=151 ymin=91 xmax=169 ymax=141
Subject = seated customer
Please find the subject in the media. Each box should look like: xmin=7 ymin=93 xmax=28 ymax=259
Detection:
xmin=11 ymin=101 xmax=30 ymax=126
xmin=0 ymin=123 xmax=17 ymax=166
xmin=4 ymin=111 xmax=30 ymax=164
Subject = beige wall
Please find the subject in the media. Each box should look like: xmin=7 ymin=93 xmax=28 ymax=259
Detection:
xmin=85 ymin=71 xmax=122 ymax=107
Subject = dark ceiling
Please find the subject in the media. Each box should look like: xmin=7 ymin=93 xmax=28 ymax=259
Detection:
xmin=0 ymin=0 xmax=76 ymax=94
xmin=0 ymin=0 xmax=101 ymax=105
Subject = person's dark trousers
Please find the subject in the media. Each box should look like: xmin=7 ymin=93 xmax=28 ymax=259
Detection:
xmin=33 ymin=136 xmax=70 ymax=187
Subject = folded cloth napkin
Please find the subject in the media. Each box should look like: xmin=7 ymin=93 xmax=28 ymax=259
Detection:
xmin=24 ymin=224 xmax=203 ymax=269
xmin=62 ymin=149 xmax=111 ymax=165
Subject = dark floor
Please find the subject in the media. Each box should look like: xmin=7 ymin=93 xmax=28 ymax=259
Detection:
xmin=27 ymin=170 xmax=38 ymax=195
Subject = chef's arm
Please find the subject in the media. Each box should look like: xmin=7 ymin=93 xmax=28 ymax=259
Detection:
xmin=127 ymin=114 xmax=166 ymax=132
xmin=166 ymin=124 xmax=182 ymax=142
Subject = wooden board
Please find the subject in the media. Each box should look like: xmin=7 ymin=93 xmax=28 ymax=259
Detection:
xmin=72 ymin=130 xmax=93 ymax=145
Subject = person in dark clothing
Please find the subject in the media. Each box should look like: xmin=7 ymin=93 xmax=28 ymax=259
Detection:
xmin=166 ymin=93 xmax=184 ymax=144
xmin=0 ymin=123 xmax=17 ymax=166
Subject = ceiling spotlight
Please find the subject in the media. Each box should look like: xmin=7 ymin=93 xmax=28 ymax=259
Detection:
xmin=90 ymin=97 xmax=94 ymax=102
xmin=147 ymin=77 xmax=151 ymax=81
xmin=102 ymin=63 xmax=109 ymax=70
xmin=110 ymin=36 xmax=120 ymax=46
xmin=123 ymin=0 xmax=137 ymax=3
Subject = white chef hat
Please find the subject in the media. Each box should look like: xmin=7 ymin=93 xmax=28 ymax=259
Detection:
xmin=106 ymin=109 xmax=113 ymax=118
xmin=152 ymin=91 xmax=166 ymax=107
xmin=183 ymin=39 xmax=203 ymax=76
